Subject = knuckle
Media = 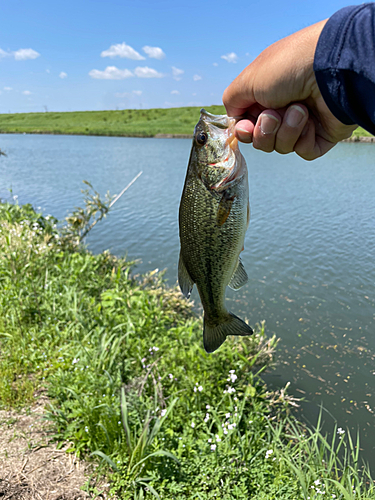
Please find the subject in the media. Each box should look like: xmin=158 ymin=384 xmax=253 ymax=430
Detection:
xmin=253 ymin=141 xmax=274 ymax=153
xmin=294 ymin=146 xmax=316 ymax=161
xmin=275 ymin=144 xmax=293 ymax=155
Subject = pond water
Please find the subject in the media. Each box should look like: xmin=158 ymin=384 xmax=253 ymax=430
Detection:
xmin=1 ymin=133 xmax=375 ymax=469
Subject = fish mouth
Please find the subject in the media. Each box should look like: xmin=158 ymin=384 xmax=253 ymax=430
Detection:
xmin=200 ymin=108 xmax=238 ymax=152
xmin=200 ymin=109 xmax=238 ymax=176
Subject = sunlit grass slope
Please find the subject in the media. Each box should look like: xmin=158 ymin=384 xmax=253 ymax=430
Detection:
xmin=0 ymin=106 xmax=226 ymax=137
xmin=0 ymin=106 xmax=371 ymax=139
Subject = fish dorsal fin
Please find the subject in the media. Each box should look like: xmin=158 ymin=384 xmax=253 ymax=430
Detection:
xmin=228 ymin=258 xmax=248 ymax=290
xmin=216 ymin=192 xmax=235 ymax=226
xmin=178 ymin=253 xmax=194 ymax=299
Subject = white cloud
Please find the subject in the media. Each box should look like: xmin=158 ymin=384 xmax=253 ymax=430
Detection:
xmin=142 ymin=45 xmax=166 ymax=60
xmin=221 ymin=52 xmax=238 ymax=63
xmin=134 ymin=66 xmax=164 ymax=78
xmin=59 ymin=71 xmax=67 ymax=79
xmin=171 ymin=90 xmax=179 ymax=95
xmin=172 ymin=66 xmax=184 ymax=81
xmin=14 ymin=48 xmax=40 ymax=60
xmin=213 ymin=62 xmax=218 ymax=67
xmin=0 ymin=47 xmax=40 ymax=60
xmin=4 ymin=87 xmax=12 ymax=91
xmin=193 ymin=74 xmax=202 ymax=81
xmin=0 ymin=49 xmax=9 ymax=59
xmin=46 ymin=69 xmax=50 ymax=73
xmin=101 ymin=43 xmax=145 ymax=60
xmin=133 ymin=90 xmax=142 ymax=95
xmin=22 ymin=90 xmax=32 ymax=95
xmin=89 ymin=66 xmax=134 ymax=80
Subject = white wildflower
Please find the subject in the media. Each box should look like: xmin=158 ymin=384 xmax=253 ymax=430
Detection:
xmin=265 ymin=449 xmax=273 ymax=459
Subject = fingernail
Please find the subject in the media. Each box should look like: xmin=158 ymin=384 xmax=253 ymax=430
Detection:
xmin=286 ymin=105 xmax=306 ymax=128
xmin=236 ymin=127 xmax=252 ymax=142
xmin=260 ymin=114 xmax=279 ymax=134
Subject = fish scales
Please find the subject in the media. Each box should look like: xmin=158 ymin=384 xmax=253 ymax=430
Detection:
xmin=178 ymin=109 xmax=253 ymax=353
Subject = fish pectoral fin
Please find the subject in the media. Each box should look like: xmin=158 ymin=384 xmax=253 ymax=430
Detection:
xmin=216 ymin=192 xmax=235 ymax=226
xmin=178 ymin=254 xmax=194 ymax=299
xmin=203 ymin=313 xmax=253 ymax=353
xmin=228 ymin=258 xmax=248 ymax=290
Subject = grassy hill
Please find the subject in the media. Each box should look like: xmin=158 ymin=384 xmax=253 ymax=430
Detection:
xmin=0 ymin=106 xmax=225 ymax=137
xmin=0 ymin=106 xmax=371 ymax=139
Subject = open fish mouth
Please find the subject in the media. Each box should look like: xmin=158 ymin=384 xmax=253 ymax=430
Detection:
xmin=200 ymin=108 xmax=238 ymax=153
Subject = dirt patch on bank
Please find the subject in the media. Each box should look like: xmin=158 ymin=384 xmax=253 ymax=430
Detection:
xmin=0 ymin=392 xmax=112 ymax=500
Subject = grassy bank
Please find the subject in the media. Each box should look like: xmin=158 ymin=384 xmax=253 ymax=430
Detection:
xmin=0 ymin=106 xmax=371 ymax=139
xmin=0 ymin=106 xmax=224 ymax=137
xmin=1 ymin=196 xmax=375 ymax=499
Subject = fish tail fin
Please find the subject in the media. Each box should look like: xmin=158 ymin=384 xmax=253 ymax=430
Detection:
xmin=203 ymin=313 xmax=253 ymax=353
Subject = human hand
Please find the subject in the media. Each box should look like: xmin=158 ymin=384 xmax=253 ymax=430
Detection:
xmin=223 ymin=20 xmax=358 ymax=160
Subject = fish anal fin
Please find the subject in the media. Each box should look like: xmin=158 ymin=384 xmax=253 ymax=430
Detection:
xmin=203 ymin=313 xmax=253 ymax=353
xmin=178 ymin=253 xmax=194 ymax=299
xmin=217 ymin=192 xmax=236 ymax=226
xmin=228 ymin=258 xmax=248 ymax=290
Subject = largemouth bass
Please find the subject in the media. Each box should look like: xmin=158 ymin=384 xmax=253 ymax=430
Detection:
xmin=178 ymin=109 xmax=253 ymax=353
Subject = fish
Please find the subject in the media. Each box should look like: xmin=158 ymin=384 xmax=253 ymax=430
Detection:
xmin=178 ymin=109 xmax=253 ymax=353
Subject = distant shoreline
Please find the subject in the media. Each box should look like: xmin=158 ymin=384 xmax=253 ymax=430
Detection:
xmin=0 ymin=130 xmax=374 ymax=142
xmin=342 ymin=135 xmax=375 ymax=143
xmin=0 ymin=130 xmax=193 ymax=139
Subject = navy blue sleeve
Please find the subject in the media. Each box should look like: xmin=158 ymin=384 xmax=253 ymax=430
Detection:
xmin=314 ymin=3 xmax=375 ymax=135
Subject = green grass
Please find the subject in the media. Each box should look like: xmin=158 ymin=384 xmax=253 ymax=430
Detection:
xmin=351 ymin=127 xmax=373 ymax=138
xmin=0 ymin=106 xmax=225 ymax=137
xmin=0 ymin=106 xmax=372 ymax=139
xmin=1 ymin=196 xmax=375 ymax=499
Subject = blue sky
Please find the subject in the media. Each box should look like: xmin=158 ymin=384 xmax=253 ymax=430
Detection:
xmin=0 ymin=0 xmax=365 ymax=113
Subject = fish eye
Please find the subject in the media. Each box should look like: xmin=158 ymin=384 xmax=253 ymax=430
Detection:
xmin=196 ymin=131 xmax=208 ymax=146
